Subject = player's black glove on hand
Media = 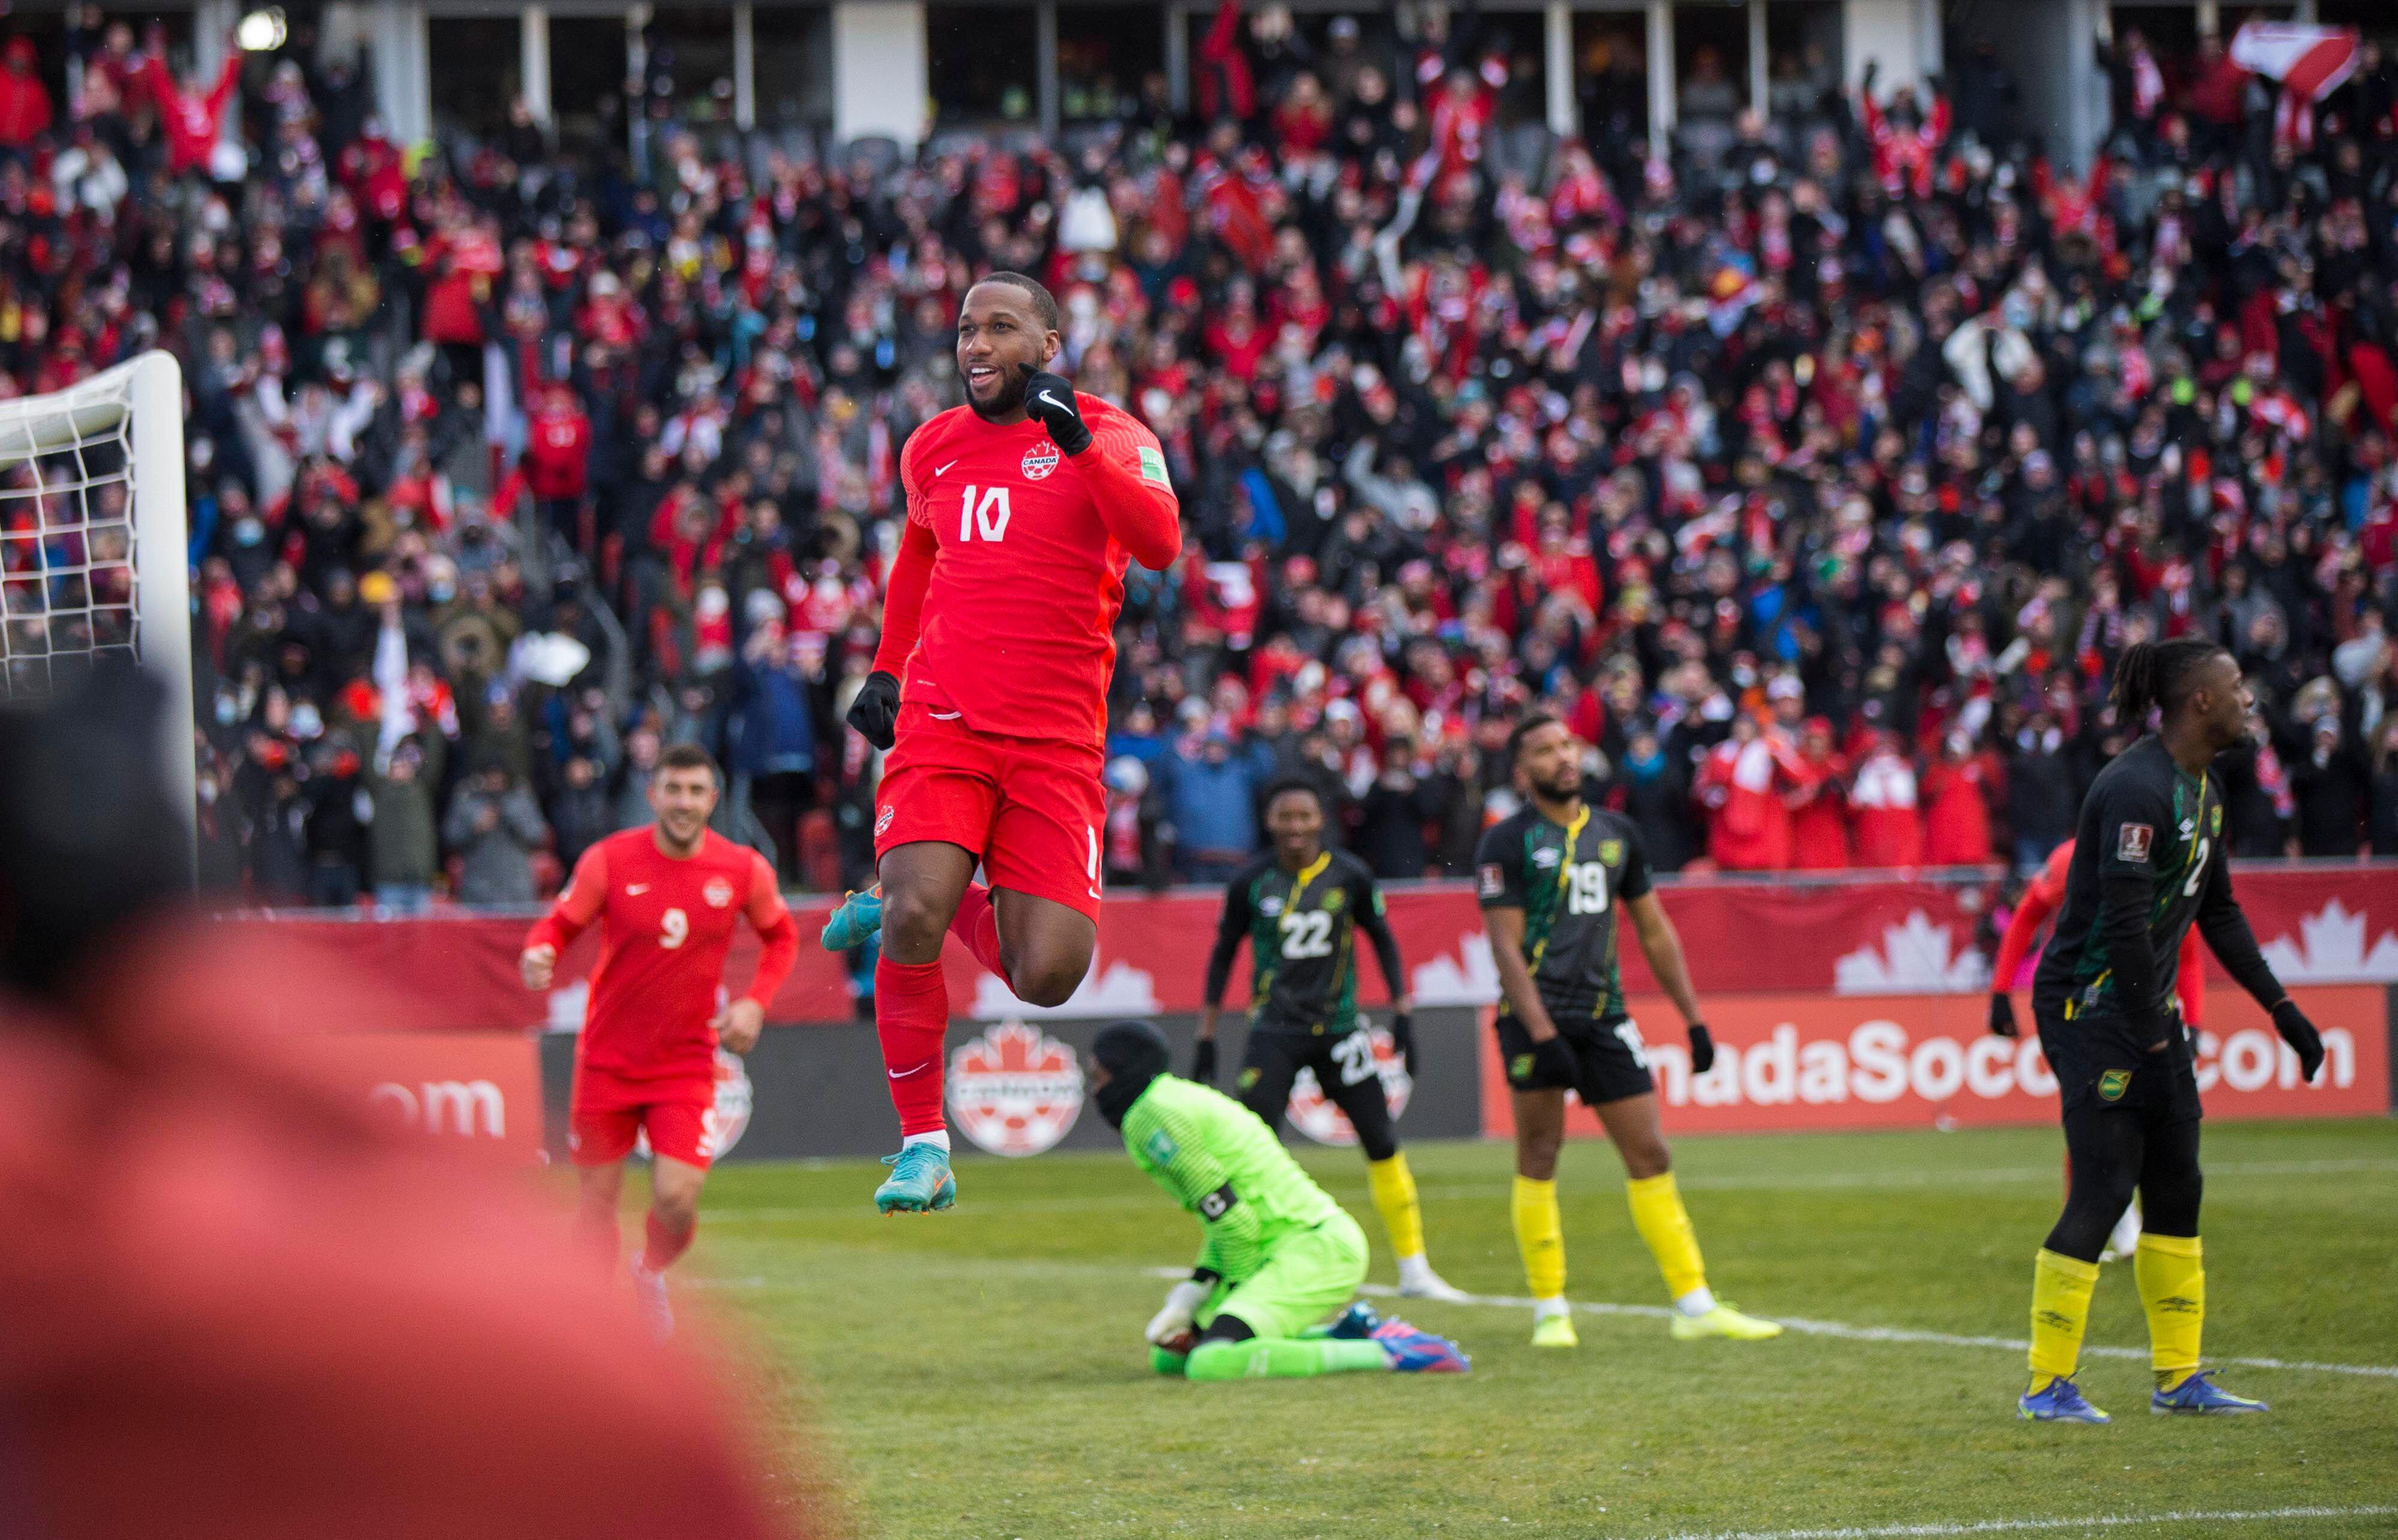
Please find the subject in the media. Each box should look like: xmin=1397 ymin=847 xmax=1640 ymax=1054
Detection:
xmin=1529 ymin=1033 xmax=1577 ymax=1087
xmin=846 ymin=670 xmax=901 ymax=751
xmin=2272 ymin=999 xmax=2325 ymax=1082
xmin=1191 ymin=1036 xmax=1219 ymax=1085
xmin=1390 ymin=1009 xmax=1417 ymax=1078
xmin=1020 ymin=367 xmax=1093 ymax=456
xmin=1987 ymin=993 xmax=2018 ymax=1038
xmin=1686 ymin=1023 xmax=1716 ymax=1075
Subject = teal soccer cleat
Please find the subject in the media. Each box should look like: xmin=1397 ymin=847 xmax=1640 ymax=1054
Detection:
xmin=821 ymin=884 xmax=884 ymax=951
xmin=875 ymin=1142 xmax=956 ymax=1213
xmin=2019 ymin=1376 xmax=2110 ymax=1423
xmin=2152 ymin=1371 xmax=2268 ymax=1415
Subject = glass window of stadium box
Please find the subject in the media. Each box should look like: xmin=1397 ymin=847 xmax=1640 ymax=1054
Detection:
xmin=549 ymin=13 xmax=634 ymax=153
xmin=428 ymin=15 xmax=523 ymax=140
xmin=752 ymin=4 xmax=833 ymax=133
xmin=1571 ymin=9 xmax=1650 ymax=174
xmin=645 ymin=7 xmax=737 ymax=126
xmin=1175 ymin=3 xmax=1406 ymax=118
xmin=1672 ymin=0 xmax=1750 ymax=169
xmin=926 ymin=3 xmax=1040 ymax=127
xmin=1763 ymin=0 xmax=1840 ymax=153
xmin=1058 ymin=4 xmax=1163 ymax=123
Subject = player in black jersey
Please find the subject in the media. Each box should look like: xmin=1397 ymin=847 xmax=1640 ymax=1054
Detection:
xmin=1196 ymin=777 xmax=1465 ymax=1301
xmin=1475 ymin=714 xmax=1780 ymax=1347
xmin=2019 ymin=638 xmax=2326 ymax=1424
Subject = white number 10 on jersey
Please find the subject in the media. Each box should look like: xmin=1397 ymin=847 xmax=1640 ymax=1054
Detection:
xmin=958 ymin=486 xmax=1013 ymax=542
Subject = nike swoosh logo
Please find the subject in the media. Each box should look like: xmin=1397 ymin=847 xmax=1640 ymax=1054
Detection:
xmin=888 ymin=1063 xmax=929 ymax=1079
xmin=935 ymin=460 xmax=957 ymax=475
xmin=1038 ymin=393 xmax=1065 ymax=411
xmin=626 ymin=884 xmax=650 ymax=894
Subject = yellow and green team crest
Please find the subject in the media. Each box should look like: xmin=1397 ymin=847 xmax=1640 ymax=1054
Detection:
xmin=2211 ymin=804 xmax=2223 ymax=837
xmin=1323 ymin=889 xmax=1345 ymax=912
xmin=2098 ymin=1069 xmax=2133 ymax=1102
xmin=1598 ymin=839 xmax=1623 ymax=866
xmin=1511 ymin=1053 xmax=1536 ymax=1082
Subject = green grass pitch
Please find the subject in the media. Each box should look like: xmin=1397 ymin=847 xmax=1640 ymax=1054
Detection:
xmin=673 ymin=1119 xmax=2397 ymax=1540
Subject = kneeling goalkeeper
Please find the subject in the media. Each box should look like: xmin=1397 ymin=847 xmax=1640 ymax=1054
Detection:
xmin=1089 ymin=1022 xmax=1469 ymax=1381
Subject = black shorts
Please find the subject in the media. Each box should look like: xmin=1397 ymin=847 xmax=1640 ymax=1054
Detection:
xmin=1235 ymin=1018 xmax=1397 ymax=1162
xmin=2035 ymin=1002 xmax=2201 ymax=1126
xmin=1495 ymin=1011 xmax=1656 ymax=1107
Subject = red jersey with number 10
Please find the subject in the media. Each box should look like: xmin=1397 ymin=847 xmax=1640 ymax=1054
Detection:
xmin=896 ymin=396 xmax=1178 ymax=748
xmin=524 ymin=827 xmax=798 ymax=1085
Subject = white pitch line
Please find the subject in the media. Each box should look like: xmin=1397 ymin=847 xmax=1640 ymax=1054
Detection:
xmin=1645 ymin=1505 xmax=2398 ymax=1540
xmin=1340 ymin=1283 xmax=2398 ymax=1380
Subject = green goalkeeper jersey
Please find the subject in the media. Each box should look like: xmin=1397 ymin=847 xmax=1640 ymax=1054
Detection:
xmin=1118 ymin=1074 xmax=1345 ymax=1285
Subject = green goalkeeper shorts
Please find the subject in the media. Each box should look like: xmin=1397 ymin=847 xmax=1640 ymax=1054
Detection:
xmin=1201 ymin=1209 xmax=1370 ymax=1341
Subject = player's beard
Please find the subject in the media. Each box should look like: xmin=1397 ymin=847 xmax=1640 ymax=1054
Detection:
xmin=966 ymin=366 xmax=1029 ymax=421
xmin=1531 ymin=769 xmax=1581 ymax=804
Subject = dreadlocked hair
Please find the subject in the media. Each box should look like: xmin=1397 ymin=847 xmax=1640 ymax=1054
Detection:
xmin=2110 ymin=638 xmax=2227 ymax=726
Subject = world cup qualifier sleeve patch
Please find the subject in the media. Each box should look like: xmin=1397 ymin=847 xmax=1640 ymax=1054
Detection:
xmin=1479 ymin=864 xmax=1506 ymax=899
xmin=2116 ymin=822 xmax=2152 ymax=863
xmin=1138 ymin=445 xmax=1170 ymax=484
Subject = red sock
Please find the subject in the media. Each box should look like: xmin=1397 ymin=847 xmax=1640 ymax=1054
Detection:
xmin=876 ymin=955 xmax=950 ymax=1137
xmin=642 ymin=1210 xmax=695 ymax=1273
xmin=948 ymin=882 xmax=1009 ymax=986
xmin=577 ymin=1201 xmax=620 ymax=1277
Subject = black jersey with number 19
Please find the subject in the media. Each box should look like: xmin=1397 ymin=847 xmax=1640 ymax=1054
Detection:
xmin=1474 ymin=804 xmax=1652 ymax=1026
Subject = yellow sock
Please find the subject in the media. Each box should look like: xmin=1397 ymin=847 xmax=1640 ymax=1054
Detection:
xmin=1367 ymin=1152 xmax=1426 ymax=1263
xmin=1512 ymin=1174 xmax=1565 ymax=1300
xmin=2135 ymin=1233 xmax=2204 ymax=1390
xmin=1625 ymin=1172 xmax=1707 ymax=1301
xmin=2029 ymin=1247 xmax=2101 ymax=1390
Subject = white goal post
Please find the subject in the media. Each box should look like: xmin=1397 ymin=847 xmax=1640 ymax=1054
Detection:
xmin=0 ymin=350 xmax=194 ymax=870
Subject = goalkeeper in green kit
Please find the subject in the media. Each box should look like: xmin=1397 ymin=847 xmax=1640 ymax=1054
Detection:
xmin=1088 ymin=1021 xmax=1470 ymax=1381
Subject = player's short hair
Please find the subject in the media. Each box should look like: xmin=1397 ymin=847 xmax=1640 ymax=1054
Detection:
xmin=1261 ymin=775 xmax=1324 ymax=812
xmin=1506 ymin=712 xmax=1565 ymax=762
xmin=654 ymin=742 xmax=720 ymax=783
xmin=974 ymin=270 xmax=1061 ymax=333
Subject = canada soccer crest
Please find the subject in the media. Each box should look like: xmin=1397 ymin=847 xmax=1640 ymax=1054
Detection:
xmin=703 ymin=876 xmax=735 ymax=909
xmin=1021 ymin=441 xmax=1061 ymax=481
xmin=947 ymin=1020 xmax=1085 ymax=1156
xmin=1287 ymin=1024 xmax=1413 ymax=1146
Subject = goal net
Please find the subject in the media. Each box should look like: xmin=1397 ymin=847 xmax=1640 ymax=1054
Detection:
xmin=0 ymin=351 xmax=194 ymax=846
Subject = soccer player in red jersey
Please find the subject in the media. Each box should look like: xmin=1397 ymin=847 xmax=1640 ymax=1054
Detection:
xmin=520 ymin=743 xmax=799 ymax=1333
xmin=1989 ymin=837 xmax=2204 ymax=1261
xmin=824 ymin=272 xmax=1180 ymax=1212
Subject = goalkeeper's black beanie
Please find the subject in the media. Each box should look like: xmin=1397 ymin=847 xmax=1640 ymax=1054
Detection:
xmin=1091 ymin=1020 xmax=1170 ymax=1128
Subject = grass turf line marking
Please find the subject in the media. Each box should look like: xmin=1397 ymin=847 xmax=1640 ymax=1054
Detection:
xmin=1329 ymin=1283 xmax=2398 ymax=1381
xmin=1644 ymin=1504 xmax=2398 ymax=1540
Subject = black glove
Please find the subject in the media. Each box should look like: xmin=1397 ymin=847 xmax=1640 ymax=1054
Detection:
xmin=2272 ymin=999 xmax=2325 ymax=1083
xmin=1686 ymin=1023 xmax=1716 ymax=1075
xmin=1389 ymin=1009 xmax=1417 ymax=1079
xmin=1020 ymin=367 xmax=1093 ymax=456
xmin=1191 ymin=1036 xmax=1219 ymax=1085
xmin=1529 ymin=1032 xmax=1577 ymax=1086
xmin=846 ymin=670 xmax=901 ymax=751
xmin=1987 ymin=993 xmax=2018 ymax=1039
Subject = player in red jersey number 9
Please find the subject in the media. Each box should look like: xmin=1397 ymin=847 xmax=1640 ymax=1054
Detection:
xmin=827 ymin=273 xmax=1181 ymax=1214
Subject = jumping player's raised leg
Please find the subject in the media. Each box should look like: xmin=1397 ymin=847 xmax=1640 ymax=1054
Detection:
xmin=871 ymin=838 xmax=977 ymax=1213
xmin=1588 ymin=1090 xmax=1781 ymax=1341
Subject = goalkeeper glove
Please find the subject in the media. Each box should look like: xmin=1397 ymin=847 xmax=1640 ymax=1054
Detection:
xmin=1389 ymin=1009 xmax=1417 ymax=1079
xmin=1987 ymin=993 xmax=2018 ymax=1038
xmin=1686 ymin=1023 xmax=1716 ymax=1075
xmin=1146 ymin=1277 xmax=1210 ymax=1346
xmin=846 ymin=670 xmax=901 ymax=751
xmin=1020 ymin=367 xmax=1093 ymax=457
xmin=2271 ymin=998 xmax=2325 ymax=1082
xmin=1191 ymin=1036 xmax=1218 ymax=1085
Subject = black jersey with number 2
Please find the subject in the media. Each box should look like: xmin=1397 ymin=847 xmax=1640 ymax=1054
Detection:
xmin=1213 ymin=849 xmax=1397 ymax=1035
xmin=1475 ymin=804 xmax=1652 ymax=1025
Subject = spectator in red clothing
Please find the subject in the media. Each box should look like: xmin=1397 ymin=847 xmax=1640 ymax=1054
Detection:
xmin=1696 ymin=712 xmax=1806 ymax=872
xmin=1848 ymin=733 xmax=1925 ymax=870
xmin=1920 ymin=730 xmax=1999 ymax=867
xmin=0 ymin=38 xmax=53 ymax=150
xmin=522 ymin=383 xmax=593 ymax=543
xmin=141 ymin=28 xmax=242 ymax=179
xmin=1787 ymin=718 xmax=1851 ymax=870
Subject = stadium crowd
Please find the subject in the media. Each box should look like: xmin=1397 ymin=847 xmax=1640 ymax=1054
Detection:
xmin=5 ymin=5 xmax=2398 ymax=907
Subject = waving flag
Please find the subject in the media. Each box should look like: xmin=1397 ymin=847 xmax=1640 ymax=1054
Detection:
xmin=2230 ymin=22 xmax=2361 ymax=101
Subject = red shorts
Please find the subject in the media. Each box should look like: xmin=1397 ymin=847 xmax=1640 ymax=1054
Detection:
xmin=874 ymin=701 xmax=1107 ymax=920
xmin=568 ymin=1068 xmax=719 ymax=1169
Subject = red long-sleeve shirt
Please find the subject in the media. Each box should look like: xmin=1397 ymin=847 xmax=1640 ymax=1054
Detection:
xmin=143 ymin=51 xmax=240 ymax=176
xmin=524 ymin=827 xmax=798 ymax=1086
xmin=1993 ymin=839 xmax=2205 ymax=1026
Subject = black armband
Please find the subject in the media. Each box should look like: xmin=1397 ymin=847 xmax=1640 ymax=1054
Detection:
xmin=1197 ymin=1182 xmax=1240 ymax=1221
